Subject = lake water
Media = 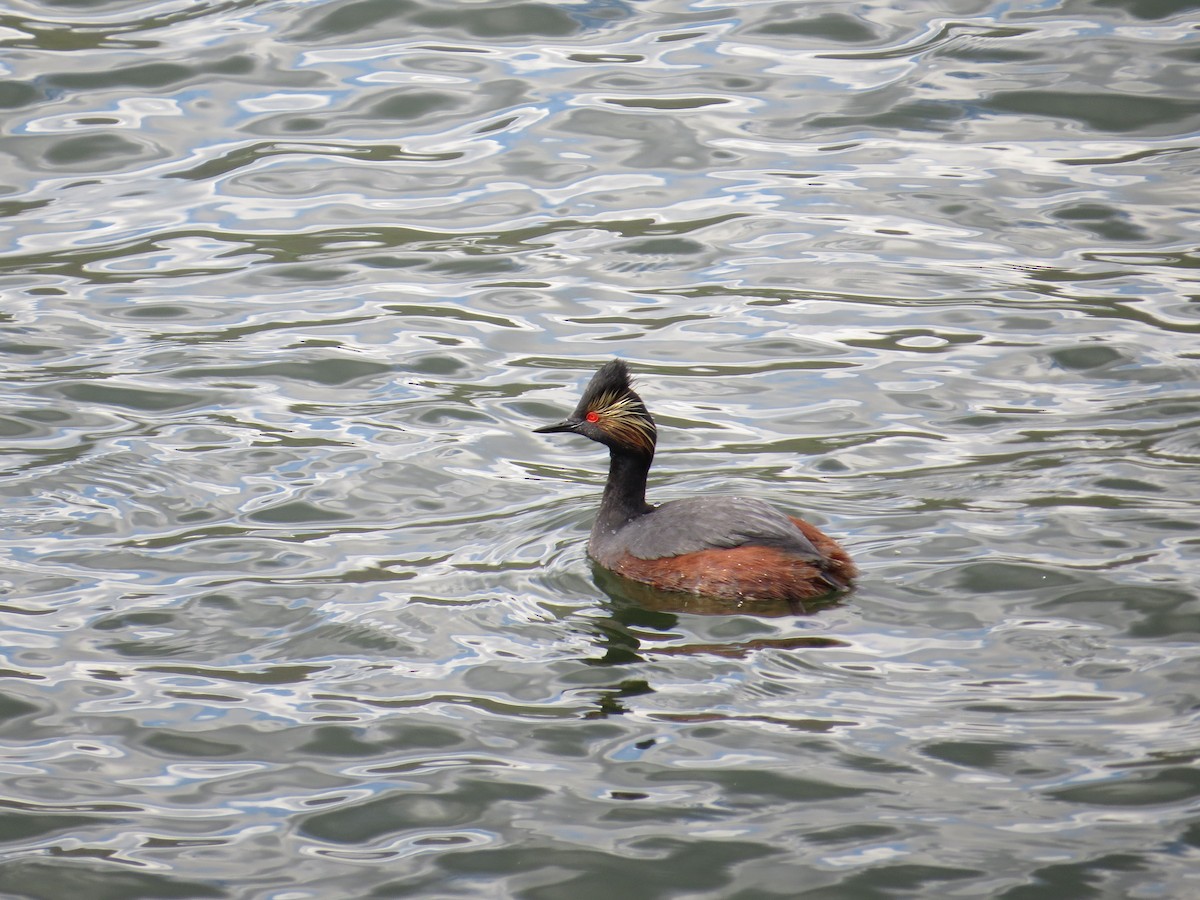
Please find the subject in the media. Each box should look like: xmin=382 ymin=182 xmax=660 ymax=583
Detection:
xmin=2 ymin=0 xmax=1199 ymax=897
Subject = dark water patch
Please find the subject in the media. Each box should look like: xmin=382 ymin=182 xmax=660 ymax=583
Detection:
xmin=810 ymin=864 xmax=985 ymax=897
xmin=995 ymin=854 xmax=1150 ymax=900
xmin=142 ymin=664 xmax=330 ymax=685
xmin=389 ymin=837 xmax=776 ymax=899
xmin=40 ymin=133 xmax=164 ymax=171
xmin=171 ymin=357 xmax=393 ymax=387
xmin=1086 ymin=0 xmax=1200 ymax=20
xmin=955 ymin=563 xmax=1081 ymax=594
xmin=289 ymin=0 xmax=584 ymax=43
xmin=644 ymin=765 xmax=883 ymax=802
xmin=299 ymin=779 xmax=550 ymax=843
xmin=752 ymin=12 xmax=879 ymax=43
xmin=112 ymin=303 xmax=192 ymax=320
xmin=1050 ymin=203 xmax=1149 ymax=243
xmin=411 ymin=3 xmax=587 ymax=39
xmin=984 ymin=91 xmax=1200 ymax=134
xmin=0 ymin=80 xmax=44 ymax=110
xmin=936 ymin=43 xmax=1043 ymax=64
xmin=0 ymin=809 xmax=116 ymax=844
xmin=804 ymin=822 xmax=902 ymax=845
xmin=1110 ymin=587 xmax=1200 ymax=640
xmin=0 ymin=861 xmax=227 ymax=900
xmin=620 ymin=237 xmax=706 ymax=256
xmin=920 ymin=739 xmax=1030 ymax=772
xmin=247 ymin=500 xmax=355 ymax=524
xmin=287 ymin=0 xmax=422 ymax=42
xmin=569 ymin=52 xmax=646 ymax=64
xmin=47 ymin=55 xmax=255 ymax=92
xmin=602 ymin=96 xmax=731 ymax=111
xmin=298 ymin=723 xmax=465 ymax=757
xmin=142 ymin=732 xmax=245 ymax=759
xmin=1165 ymin=43 xmax=1200 ymax=62
xmin=1050 ymin=767 xmax=1200 ymax=807
xmin=55 ymin=381 xmax=205 ymax=412
xmin=0 ymin=693 xmax=42 ymax=725
xmin=598 ymin=795 xmax=733 ymax=824
xmin=805 ymin=98 xmax=970 ymax=134
xmin=368 ymin=91 xmax=465 ymax=121
xmin=1046 ymin=344 xmax=1127 ymax=370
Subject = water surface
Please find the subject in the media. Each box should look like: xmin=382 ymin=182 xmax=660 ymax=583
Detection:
xmin=1 ymin=0 xmax=1199 ymax=897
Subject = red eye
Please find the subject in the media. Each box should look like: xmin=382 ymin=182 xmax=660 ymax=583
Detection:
xmin=585 ymin=411 xmax=600 ymax=423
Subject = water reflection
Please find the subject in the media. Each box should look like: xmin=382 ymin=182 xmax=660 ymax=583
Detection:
xmin=590 ymin=562 xmax=849 ymax=618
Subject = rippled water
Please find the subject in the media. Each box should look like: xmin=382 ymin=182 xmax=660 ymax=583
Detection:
xmin=2 ymin=0 xmax=1199 ymax=896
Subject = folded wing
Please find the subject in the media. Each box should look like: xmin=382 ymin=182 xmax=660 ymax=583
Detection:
xmin=615 ymin=496 xmax=824 ymax=562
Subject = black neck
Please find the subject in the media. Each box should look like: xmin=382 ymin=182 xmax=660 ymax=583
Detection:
xmin=596 ymin=446 xmax=653 ymax=530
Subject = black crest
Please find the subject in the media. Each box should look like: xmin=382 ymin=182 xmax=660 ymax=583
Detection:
xmin=532 ymin=359 xmax=657 ymax=454
xmin=576 ymin=359 xmax=635 ymax=414
xmin=571 ymin=359 xmax=656 ymax=455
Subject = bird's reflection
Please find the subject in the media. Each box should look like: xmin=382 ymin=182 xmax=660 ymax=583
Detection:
xmin=581 ymin=561 xmax=850 ymax=672
xmin=591 ymin=562 xmax=849 ymax=619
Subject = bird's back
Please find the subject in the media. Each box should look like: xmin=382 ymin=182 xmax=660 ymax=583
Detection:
xmin=587 ymin=495 xmax=856 ymax=605
xmin=589 ymin=495 xmax=822 ymax=565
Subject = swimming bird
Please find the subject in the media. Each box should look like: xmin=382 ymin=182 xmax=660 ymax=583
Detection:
xmin=534 ymin=360 xmax=856 ymax=610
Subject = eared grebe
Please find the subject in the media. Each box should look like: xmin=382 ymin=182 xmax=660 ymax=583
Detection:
xmin=535 ymin=360 xmax=856 ymax=609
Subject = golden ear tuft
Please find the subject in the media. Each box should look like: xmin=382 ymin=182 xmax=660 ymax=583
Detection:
xmin=590 ymin=390 xmax=656 ymax=454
